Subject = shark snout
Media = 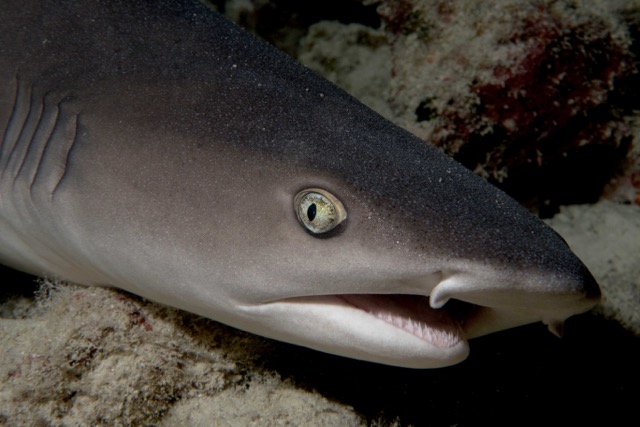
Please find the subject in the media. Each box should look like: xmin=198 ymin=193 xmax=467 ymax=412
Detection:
xmin=427 ymin=258 xmax=601 ymax=339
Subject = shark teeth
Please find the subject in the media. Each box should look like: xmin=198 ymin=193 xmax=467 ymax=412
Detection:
xmin=339 ymin=295 xmax=465 ymax=349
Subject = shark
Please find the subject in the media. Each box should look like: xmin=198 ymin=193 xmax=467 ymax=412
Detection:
xmin=0 ymin=0 xmax=600 ymax=368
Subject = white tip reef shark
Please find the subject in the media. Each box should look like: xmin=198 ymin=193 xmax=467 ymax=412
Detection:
xmin=0 ymin=0 xmax=600 ymax=368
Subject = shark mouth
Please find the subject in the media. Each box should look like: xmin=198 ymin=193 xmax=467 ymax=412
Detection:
xmin=337 ymin=294 xmax=474 ymax=349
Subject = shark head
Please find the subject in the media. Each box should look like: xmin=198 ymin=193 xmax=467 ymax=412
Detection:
xmin=191 ymin=98 xmax=601 ymax=368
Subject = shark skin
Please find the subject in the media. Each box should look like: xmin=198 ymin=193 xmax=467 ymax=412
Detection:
xmin=0 ymin=0 xmax=600 ymax=368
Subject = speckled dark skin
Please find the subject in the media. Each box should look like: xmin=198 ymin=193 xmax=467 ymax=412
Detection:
xmin=0 ymin=0 xmax=599 ymax=367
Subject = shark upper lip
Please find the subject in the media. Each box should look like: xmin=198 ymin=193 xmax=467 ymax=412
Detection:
xmin=328 ymin=266 xmax=600 ymax=348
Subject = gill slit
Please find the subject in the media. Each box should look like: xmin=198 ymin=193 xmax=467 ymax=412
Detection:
xmin=15 ymin=92 xmax=52 ymax=188
xmin=28 ymin=97 xmax=60 ymax=195
xmin=8 ymin=85 xmax=42 ymax=187
xmin=1 ymin=77 xmax=31 ymax=177
xmin=51 ymin=113 xmax=79 ymax=200
xmin=0 ymin=75 xmax=21 ymax=159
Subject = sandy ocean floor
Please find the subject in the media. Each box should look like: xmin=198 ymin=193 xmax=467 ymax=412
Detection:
xmin=2 ymin=1 xmax=640 ymax=426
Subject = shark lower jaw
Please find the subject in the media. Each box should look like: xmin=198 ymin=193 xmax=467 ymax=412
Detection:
xmin=337 ymin=294 xmax=471 ymax=349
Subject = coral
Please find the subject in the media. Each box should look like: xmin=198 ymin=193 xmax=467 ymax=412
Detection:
xmin=216 ymin=0 xmax=381 ymax=56
xmin=0 ymin=281 xmax=363 ymax=426
xmin=298 ymin=21 xmax=393 ymax=118
xmin=546 ymin=200 xmax=640 ymax=334
xmin=374 ymin=0 xmax=639 ymax=215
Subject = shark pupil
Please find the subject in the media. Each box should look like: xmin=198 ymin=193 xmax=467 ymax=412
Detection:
xmin=307 ymin=204 xmax=317 ymax=221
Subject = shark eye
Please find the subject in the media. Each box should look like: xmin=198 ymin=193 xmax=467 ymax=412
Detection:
xmin=294 ymin=188 xmax=347 ymax=234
